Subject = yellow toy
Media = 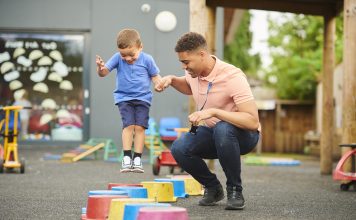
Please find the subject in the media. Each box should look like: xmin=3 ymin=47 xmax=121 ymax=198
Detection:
xmin=0 ymin=105 xmax=28 ymax=174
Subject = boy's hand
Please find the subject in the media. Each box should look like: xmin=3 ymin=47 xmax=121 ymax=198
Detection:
xmin=96 ymin=55 xmax=105 ymax=71
xmin=154 ymin=80 xmax=163 ymax=92
xmin=96 ymin=55 xmax=109 ymax=77
xmin=155 ymin=76 xmax=172 ymax=92
xmin=152 ymin=75 xmax=164 ymax=92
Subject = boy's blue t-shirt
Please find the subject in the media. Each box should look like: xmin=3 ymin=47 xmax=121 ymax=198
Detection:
xmin=105 ymin=52 xmax=159 ymax=105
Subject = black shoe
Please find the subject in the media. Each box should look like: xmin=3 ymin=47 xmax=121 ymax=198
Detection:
xmin=225 ymin=186 xmax=245 ymax=210
xmin=199 ymin=184 xmax=224 ymax=206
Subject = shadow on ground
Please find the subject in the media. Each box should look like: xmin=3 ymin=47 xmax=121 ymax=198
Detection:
xmin=0 ymin=146 xmax=355 ymax=220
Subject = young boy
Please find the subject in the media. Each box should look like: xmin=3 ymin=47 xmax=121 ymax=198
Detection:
xmin=96 ymin=29 xmax=162 ymax=173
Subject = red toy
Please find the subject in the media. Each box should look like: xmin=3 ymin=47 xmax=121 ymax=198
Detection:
xmin=333 ymin=143 xmax=356 ymax=191
xmin=152 ymin=150 xmax=183 ymax=175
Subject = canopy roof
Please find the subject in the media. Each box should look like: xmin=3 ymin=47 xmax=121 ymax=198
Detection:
xmin=207 ymin=0 xmax=343 ymax=16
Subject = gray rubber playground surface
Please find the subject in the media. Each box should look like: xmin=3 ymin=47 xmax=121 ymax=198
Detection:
xmin=0 ymin=146 xmax=355 ymax=220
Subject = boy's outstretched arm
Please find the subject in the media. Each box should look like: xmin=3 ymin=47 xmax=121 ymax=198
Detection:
xmin=96 ymin=55 xmax=110 ymax=77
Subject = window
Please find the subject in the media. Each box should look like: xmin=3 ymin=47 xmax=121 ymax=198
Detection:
xmin=0 ymin=32 xmax=85 ymax=141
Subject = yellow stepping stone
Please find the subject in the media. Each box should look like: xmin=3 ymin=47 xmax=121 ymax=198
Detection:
xmin=141 ymin=181 xmax=177 ymax=202
xmin=107 ymin=198 xmax=154 ymax=220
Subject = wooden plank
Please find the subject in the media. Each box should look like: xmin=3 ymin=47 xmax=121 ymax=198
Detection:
xmin=72 ymin=143 xmax=105 ymax=162
xmin=61 ymin=153 xmax=77 ymax=163
xmin=320 ymin=13 xmax=335 ymax=174
xmin=341 ymin=0 xmax=356 ymax=172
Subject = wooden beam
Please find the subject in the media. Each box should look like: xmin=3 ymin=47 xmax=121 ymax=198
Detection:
xmin=320 ymin=13 xmax=335 ymax=174
xmin=341 ymin=0 xmax=356 ymax=171
xmin=207 ymin=0 xmax=340 ymax=16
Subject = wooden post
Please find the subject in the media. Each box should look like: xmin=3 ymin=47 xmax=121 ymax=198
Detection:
xmin=189 ymin=0 xmax=216 ymax=113
xmin=341 ymin=0 xmax=356 ymax=170
xmin=225 ymin=9 xmax=245 ymax=44
xmin=320 ymin=13 xmax=335 ymax=174
xmin=190 ymin=0 xmax=216 ymax=171
xmin=275 ymin=102 xmax=283 ymax=153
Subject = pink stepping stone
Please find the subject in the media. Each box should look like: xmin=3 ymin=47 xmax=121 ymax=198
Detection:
xmin=137 ymin=206 xmax=189 ymax=220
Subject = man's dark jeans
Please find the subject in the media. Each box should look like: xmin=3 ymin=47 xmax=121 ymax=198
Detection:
xmin=171 ymin=121 xmax=259 ymax=192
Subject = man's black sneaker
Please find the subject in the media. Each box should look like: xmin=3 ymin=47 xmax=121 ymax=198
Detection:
xmin=199 ymin=184 xmax=224 ymax=206
xmin=225 ymin=186 xmax=245 ymax=210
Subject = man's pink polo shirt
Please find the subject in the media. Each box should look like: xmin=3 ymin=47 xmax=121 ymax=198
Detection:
xmin=186 ymin=56 xmax=260 ymax=131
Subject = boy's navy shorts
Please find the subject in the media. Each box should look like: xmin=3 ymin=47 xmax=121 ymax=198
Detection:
xmin=117 ymin=99 xmax=150 ymax=129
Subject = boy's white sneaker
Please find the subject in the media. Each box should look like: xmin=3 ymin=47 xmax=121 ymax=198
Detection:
xmin=120 ymin=156 xmax=132 ymax=173
xmin=132 ymin=157 xmax=144 ymax=173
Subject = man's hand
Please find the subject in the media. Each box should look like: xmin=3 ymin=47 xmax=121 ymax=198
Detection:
xmin=188 ymin=109 xmax=216 ymax=125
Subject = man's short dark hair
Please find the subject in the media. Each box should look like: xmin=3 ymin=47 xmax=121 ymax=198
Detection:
xmin=175 ymin=32 xmax=207 ymax=52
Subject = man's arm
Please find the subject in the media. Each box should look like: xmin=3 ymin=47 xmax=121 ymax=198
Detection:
xmin=157 ymin=75 xmax=192 ymax=95
xmin=188 ymin=100 xmax=260 ymax=131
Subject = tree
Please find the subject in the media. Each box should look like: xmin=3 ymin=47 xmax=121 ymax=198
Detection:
xmin=265 ymin=13 xmax=343 ymax=100
xmin=224 ymin=11 xmax=261 ymax=78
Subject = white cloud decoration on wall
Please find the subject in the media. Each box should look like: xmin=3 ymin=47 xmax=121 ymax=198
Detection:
xmin=59 ymin=80 xmax=73 ymax=90
xmin=41 ymin=98 xmax=57 ymax=109
xmin=56 ymin=109 xmax=70 ymax=118
xmin=53 ymin=61 xmax=68 ymax=77
xmin=13 ymin=48 xmax=25 ymax=59
xmin=1 ymin=61 xmax=14 ymax=73
xmin=48 ymin=72 xmax=63 ymax=82
xmin=38 ymin=56 xmax=53 ymax=66
xmin=9 ymin=80 xmax=23 ymax=90
xmin=0 ymin=51 xmax=10 ymax=63
xmin=49 ymin=50 xmax=63 ymax=61
xmin=14 ymin=89 xmax=26 ymax=101
xmin=29 ymin=50 xmax=43 ymax=60
xmin=33 ymin=82 xmax=49 ymax=93
xmin=4 ymin=70 xmax=19 ymax=82
xmin=17 ymin=56 xmax=32 ymax=67
xmin=30 ymin=67 xmax=47 ymax=82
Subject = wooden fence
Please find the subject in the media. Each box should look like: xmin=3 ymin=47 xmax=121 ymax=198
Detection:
xmin=258 ymin=100 xmax=315 ymax=153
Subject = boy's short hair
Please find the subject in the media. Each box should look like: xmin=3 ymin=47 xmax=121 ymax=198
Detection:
xmin=117 ymin=29 xmax=142 ymax=49
xmin=175 ymin=32 xmax=207 ymax=52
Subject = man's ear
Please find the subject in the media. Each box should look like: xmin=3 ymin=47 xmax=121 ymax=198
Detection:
xmin=199 ymin=50 xmax=208 ymax=60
